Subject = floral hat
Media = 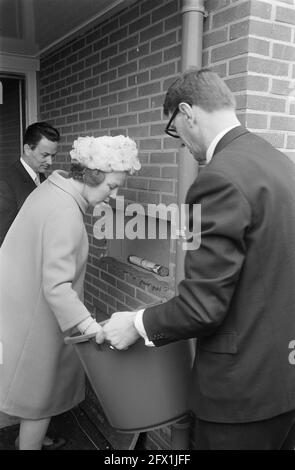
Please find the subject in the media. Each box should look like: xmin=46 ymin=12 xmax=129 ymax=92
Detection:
xmin=70 ymin=135 xmax=141 ymax=174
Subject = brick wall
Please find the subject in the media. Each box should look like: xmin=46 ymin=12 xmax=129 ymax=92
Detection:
xmin=39 ymin=0 xmax=295 ymax=450
xmin=203 ymin=0 xmax=295 ymax=161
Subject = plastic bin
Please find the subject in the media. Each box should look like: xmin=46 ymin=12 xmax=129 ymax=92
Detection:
xmin=64 ymin=331 xmax=192 ymax=432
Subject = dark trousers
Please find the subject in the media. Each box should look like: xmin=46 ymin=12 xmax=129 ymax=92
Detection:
xmin=192 ymin=410 xmax=295 ymax=450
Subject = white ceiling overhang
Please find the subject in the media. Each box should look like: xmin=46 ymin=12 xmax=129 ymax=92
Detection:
xmin=0 ymin=0 xmax=137 ymax=58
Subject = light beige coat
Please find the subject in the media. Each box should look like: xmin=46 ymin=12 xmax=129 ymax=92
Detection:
xmin=0 ymin=171 xmax=91 ymax=419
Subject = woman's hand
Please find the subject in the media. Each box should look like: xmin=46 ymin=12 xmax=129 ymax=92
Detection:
xmin=77 ymin=316 xmax=104 ymax=342
xmin=85 ymin=321 xmax=104 ymax=340
xmin=95 ymin=326 xmax=105 ymax=344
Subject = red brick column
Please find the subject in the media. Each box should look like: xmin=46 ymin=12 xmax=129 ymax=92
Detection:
xmin=203 ymin=0 xmax=295 ymax=161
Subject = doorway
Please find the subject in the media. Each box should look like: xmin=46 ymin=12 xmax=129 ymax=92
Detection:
xmin=0 ymin=75 xmax=26 ymax=173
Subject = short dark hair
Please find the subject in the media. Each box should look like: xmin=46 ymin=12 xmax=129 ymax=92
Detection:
xmin=67 ymin=162 xmax=106 ymax=187
xmin=163 ymin=68 xmax=236 ymax=116
xmin=23 ymin=121 xmax=60 ymax=149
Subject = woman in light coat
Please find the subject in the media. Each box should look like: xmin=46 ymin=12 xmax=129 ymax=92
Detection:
xmin=0 ymin=136 xmax=140 ymax=450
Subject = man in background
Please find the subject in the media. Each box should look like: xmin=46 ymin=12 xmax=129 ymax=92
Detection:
xmin=0 ymin=121 xmax=60 ymax=245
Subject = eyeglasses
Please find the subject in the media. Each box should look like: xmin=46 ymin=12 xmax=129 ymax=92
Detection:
xmin=164 ymin=107 xmax=180 ymax=138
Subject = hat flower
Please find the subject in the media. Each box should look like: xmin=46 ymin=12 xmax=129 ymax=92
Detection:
xmin=70 ymin=135 xmax=141 ymax=174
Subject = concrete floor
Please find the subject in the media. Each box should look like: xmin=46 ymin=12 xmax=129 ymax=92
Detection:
xmin=0 ymin=408 xmax=111 ymax=450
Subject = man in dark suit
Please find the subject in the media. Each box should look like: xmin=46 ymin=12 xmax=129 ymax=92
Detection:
xmin=97 ymin=69 xmax=295 ymax=449
xmin=0 ymin=122 xmax=60 ymax=245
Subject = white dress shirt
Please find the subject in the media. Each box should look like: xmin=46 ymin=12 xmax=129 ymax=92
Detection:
xmin=134 ymin=124 xmax=241 ymax=346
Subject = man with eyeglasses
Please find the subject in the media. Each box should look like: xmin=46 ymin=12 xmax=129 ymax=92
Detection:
xmin=98 ymin=68 xmax=295 ymax=450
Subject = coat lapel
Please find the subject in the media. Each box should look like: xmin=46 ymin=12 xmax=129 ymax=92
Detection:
xmin=13 ymin=160 xmax=47 ymax=186
xmin=39 ymin=172 xmax=46 ymax=183
xmin=13 ymin=160 xmax=36 ymax=190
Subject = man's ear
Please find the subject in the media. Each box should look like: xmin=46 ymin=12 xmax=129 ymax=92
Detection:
xmin=178 ymin=102 xmax=193 ymax=121
xmin=23 ymin=144 xmax=32 ymax=156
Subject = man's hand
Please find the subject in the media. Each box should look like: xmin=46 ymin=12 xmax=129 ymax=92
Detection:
xmin=96 ymin=311 xmax=140 ymax=350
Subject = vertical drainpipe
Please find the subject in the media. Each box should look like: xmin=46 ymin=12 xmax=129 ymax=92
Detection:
xmin=170 ymin=0 xmax=205 ymax=450
xmin=175 ymin=0 xmax=206 ymax=289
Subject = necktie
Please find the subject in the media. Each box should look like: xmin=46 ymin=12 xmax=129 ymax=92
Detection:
xmin=35 ymin=174 xmax=41 ymax=186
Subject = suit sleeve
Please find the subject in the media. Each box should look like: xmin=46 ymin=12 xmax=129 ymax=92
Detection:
xmin=0 ymin=180 xmax=17 ymax=246
xmin=143 ymin=169 xmax=251 ymax=345
xmin=42 ymin=206 xmax=91 ymax=332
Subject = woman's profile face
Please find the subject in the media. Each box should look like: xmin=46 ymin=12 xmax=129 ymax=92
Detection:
xmin=85 ymin=171 xmax=126 ymax=207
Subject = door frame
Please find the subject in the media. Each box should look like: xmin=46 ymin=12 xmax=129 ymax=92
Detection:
xmin=0 ymin=53 xmax=39 ymax=125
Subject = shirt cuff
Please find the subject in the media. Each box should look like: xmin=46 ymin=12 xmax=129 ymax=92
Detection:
xmin=134 ymin=309 xmax=155 ymax=347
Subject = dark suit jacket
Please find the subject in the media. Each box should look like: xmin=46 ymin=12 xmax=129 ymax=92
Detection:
xmin=144 ymin=126 xmax=295 ymax=423
xmin=0 ymin=160 xmax=45 ymax=245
